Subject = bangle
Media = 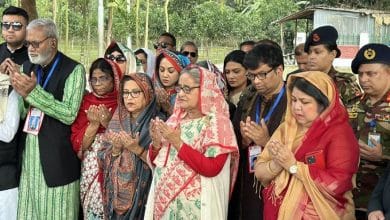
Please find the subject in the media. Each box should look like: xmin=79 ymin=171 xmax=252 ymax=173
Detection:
xmin=137 ymin=147 xmax=146 ymax=157
xmin=111 ymin=150 xmax=121 ymax=157
xmin=267 ymin=161 xmax=279 ymax=176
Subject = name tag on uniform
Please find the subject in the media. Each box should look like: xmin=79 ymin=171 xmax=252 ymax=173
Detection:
xmin=248 ymin=145 xmax=262 ymax=173
xmin=23 ymin=107 xmax=44 ymax=135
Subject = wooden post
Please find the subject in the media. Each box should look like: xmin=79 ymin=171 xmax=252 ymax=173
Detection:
xmin=280 ymin=23 xmax=284 ymax=54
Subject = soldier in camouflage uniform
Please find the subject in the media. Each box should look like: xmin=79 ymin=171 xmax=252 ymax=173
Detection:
xmin=304 ymin=25 xmax=362 ymax=105
xmin=347 ymin=43 xmax=390 ymax=219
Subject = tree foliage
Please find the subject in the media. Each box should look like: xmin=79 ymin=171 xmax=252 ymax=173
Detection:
xmin=2 ymin=0 xmax=388 ymax=49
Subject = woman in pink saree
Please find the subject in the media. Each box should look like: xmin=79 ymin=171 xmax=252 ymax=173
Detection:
xmin=145 ymin=65 xmax=239 ymax=219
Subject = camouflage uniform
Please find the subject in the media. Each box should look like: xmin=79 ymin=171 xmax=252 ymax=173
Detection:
xmin=348 ymin=90 xmax=390 ymax=210
xmin=328 ymin=67 xmax=362 ymax=105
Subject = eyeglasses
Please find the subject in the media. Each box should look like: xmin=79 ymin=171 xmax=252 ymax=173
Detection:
xmin=246 ymin=68 xmax=274 ymax=80
xmin=24 ymin=37 xmax=50 ymax=49
xmin=182 ymin=51 xmax=197 ymax=58
xmin=106 ymin=54 xmax=127 ymax=63
xmin=175 ymin=85 xmax=200 ymax=94
xmin=89 ymin=75 xmax=112 ymax=85
xmin=122 ymin=90 xmax=143 ymax=98
xmin=153 ymin=42 xmax=172 ymax=50
xmin=1 ymin=22 xmax=23 ymax=31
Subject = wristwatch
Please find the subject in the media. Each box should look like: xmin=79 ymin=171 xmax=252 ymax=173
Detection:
xmin=288 ymin=163 xmax=298 ymax=174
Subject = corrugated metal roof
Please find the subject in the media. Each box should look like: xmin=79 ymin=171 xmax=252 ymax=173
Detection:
xmin=274 ymin=6 xmax=390 ymax=24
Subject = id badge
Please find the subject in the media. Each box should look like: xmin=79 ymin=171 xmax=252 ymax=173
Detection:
xmin=23 ymin=107 xmax=44 ymax=135
xmin=248 ymin=145 xmax=262 ymax=173
xmin=368 ymin=132 xmax=381 ymax=148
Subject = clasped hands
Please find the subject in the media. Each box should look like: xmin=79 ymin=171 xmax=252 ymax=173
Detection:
xmin=105 ymin=130 xmax=141 ymax=156
xmin=267 ymin=140 xmax=296 ymax=172
xmin=85 ymin=104 xmax=112 ymax=128
xmin=4 ymin=58 xmax=36 ymax=98
xmin=149 ymin=117 xmax=182 ymax=151
xmin=240 ymin=116 xmax=270 ymax=147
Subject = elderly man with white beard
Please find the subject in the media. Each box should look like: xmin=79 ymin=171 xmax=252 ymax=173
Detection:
xmin=8 ymin=18 xmax=85 ymax=220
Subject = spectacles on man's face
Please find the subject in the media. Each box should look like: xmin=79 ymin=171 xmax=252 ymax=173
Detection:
xmin=24 ymin=37 xmax=50 ymax=49
xmin=122 ymin=89 xmax=143 ymax=98
xmin=1 ymin=22 xmax=23 ymax=31
xmin=153 ymin=42 xmax=172 ymax=50
xmin=89 ymin=75 xmax=112 ymax=85
xmin=182 ymin=51 xmax=197 ymax=58
xmin=246 ymin=68 xmax=274 ymax=81
xmin=106 ymin=54 xmax=127 ymax=64
xmin=175 ymin=85 xmax=200 ymax=94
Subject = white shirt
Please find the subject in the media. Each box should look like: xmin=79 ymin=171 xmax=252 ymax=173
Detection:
xmin=0 ymin=90 xmax=20 ymax=142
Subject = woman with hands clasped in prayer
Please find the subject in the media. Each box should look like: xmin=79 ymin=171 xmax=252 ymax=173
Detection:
xmin=144 ymin=65 xmax=239 ymax=220
xmin=71 ymin=58 xmax=122 ymax=219
xmin=98 ymin=73 xmax=161 ymax=219
xmin=255 ymin=71 xmax=359 ymax=219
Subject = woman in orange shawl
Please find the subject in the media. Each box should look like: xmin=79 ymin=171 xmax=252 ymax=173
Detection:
xmin=255 ymin=71 xmax=359 ymax=219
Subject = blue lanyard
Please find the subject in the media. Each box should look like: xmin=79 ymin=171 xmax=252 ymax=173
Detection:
xmin=255 ymin=86 xmax=285 ymax=124
xmin=37 ymin=54 xmax=61 ymax=89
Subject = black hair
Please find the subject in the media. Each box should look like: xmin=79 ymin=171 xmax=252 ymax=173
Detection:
xmin=289 ymin=77 xmax=329 ymax=112
xmin=256 ymin=39 xmax=282 ymax=50
xmin=160 ymin=32 xmax=176 ymax=47
xmin=239 ymin=40 xmax=256 ymax=48
xmin=89 ymin=58 xmax=114 ymax=79
xmin=135 ymin=48 xmax=148 ymax=59
xmin=244 ymin=44 xmax=284 ymax=70
xmin=104 ymin=42 xmax=122 ymax=57
xmin=223 ymin=50 xmax=250 ymax=93
xmin=2 ymin=6 xmax=29 ymax=22
xmin=223 ymin=50 xmax=246 ymax=69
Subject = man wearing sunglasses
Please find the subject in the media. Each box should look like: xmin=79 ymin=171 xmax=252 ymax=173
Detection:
xmin=154 ymin=32 xmax=176 ymax=55
xmin=8 ymin=19 xmax=86 ymax=219
xmin=180 ymin=41 xmax=198 ymax=64
xmin=0 ymin=6 xmax=29 ymax=75
xmin=0 ymin=6 xmax=29 ymax=220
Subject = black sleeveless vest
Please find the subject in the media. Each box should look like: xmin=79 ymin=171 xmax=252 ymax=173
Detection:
xmin=22 ymin=52 xmax=81 ymax=187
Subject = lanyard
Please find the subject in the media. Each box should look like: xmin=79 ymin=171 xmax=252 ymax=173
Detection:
xmin=255 ymin=86 xmax=285 ymax=124
xmin=37 ymin=54 xmax=61 ymax=89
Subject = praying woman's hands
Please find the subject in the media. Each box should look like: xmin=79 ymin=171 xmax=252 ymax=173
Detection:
xmin=106 ymin=131 xmax=123 ymax=156
xmin=86 ymin=105 xmax=101 ymax=127
xmin=268 ymin=140 xmax=296 ymax=171
xmin=150 ymin=118 xmax=162 ymax=149
xmin=98 ymin=105 xmax=112 ymax=128
xmin=154 ymin=117 xmax=182 ymax=151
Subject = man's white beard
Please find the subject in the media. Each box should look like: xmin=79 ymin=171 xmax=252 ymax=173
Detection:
xmin=28 ymin=49 xmax=53 ymax=65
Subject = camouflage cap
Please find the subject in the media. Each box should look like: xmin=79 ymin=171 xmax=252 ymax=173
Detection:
xmin=304 ymin=25 xmax=341 ymax=58
xmin=351 ymin=43 xmax=390 ymax=74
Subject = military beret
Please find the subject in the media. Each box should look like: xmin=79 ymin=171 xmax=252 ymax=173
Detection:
xmin=304 ymin=25 xmax=341 ymax=58
xmin=351 ymin=43 xmax=390 ymax=74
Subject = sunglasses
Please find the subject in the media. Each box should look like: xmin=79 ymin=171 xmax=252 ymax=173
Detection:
xmin=106 ymin=54 xmax=127 ymax=63
xmin=1 ymin=22 xmax=23 ymax=31
xmin=153 ymin=42 xmax=172 ymax=50
xmin=182 ymin=51 xmax=197 ymax=58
